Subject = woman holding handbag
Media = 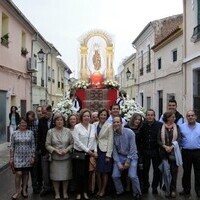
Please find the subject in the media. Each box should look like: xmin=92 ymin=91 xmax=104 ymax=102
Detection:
xmin=72 ymin=108 xmax=98 ymax=200
xmin=45 ymin=113 xmax=73 ymax=200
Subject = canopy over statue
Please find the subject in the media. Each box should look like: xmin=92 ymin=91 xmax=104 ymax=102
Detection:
xmin=79 ymin=30 xmax=114 ymax=88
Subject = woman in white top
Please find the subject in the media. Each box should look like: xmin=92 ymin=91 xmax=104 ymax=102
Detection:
xmin=73 ymin=109 xmax=97 ymax=200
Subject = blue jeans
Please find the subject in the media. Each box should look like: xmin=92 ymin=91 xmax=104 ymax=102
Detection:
xmin=112 ymin=155 xmax=141 ymax=195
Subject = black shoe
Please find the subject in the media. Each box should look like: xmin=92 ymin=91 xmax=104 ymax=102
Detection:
xmin=134 ymin=194 xmax=142 ymax=200
xmin=179 ymin=190 xmax=190 ymax=196
xmin=152 ymin=188 xmax=158 ymax=194
xmin=40 ymin=189 xmax=51 ymax=196
xmin=33 ymin=189 xmax=40 ymax=194
xmin=197 ymin=191 xmax=200 ymax=197
xmin=162 ymin=184 xmax=166 ymax=191
xmin=142 ymin=189 xmax=148 ymax=194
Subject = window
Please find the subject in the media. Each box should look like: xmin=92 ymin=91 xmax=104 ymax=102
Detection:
xmin=1 ymin=13 xmax=9 ymax=46
xmin=191 ymin=1 xmax=200 ymax=42
xmin=140 ymin=93 xmax=144 ymax=107
xmin=198 ymin=0 xmax=200 ymax=25
xmin=48 ymin=66 xmax=51 ymax=81
xmin=147 ymin=97 xmax=151 ymax=110
xmin=193 ymin=70 xmax=200 ymax=122
xmin=52 ymin=69 xmax=55 ymax=83
xmin=167 ymin=93 xmax=175 ymax=104
xmin=21 ymin=31 xmax=28 ymax=56
xmin=132 ymin=63 xmax=135 ymax=78
xmin=172 ymin=49 xmax=177 ymax=62
xmin=148 ymin=44 xmax=151 ymax=65
xmin=141 ymin=50 xmax=143 ymax=69
xmin=158 ymin=90 xmax=163 ymax=119
xmin=158 ymin=58 xmax=162 ymax=70
xmin=146 ymin=44 xmax=151 ymax=73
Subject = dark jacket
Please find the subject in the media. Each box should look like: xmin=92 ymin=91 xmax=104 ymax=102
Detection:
xmin=38 ymin=116 xmax=55 ymax=155
xmin=175 ymin=111 xmax=184 ymax=124
xmin=140 ymin=120 xmax=162 ymax=155
xmin=124 ymin=124 xmax=143 ymax=156
xmin=9 ymin=112 xmax=20 ymax=126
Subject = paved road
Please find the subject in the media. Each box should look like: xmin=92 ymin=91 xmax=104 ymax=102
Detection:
xmin=0 ymin=166 xmax=199 ymax=200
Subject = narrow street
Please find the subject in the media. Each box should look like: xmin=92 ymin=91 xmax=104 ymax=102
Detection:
xmin=0 ymin=166 xmax=198 ymax=200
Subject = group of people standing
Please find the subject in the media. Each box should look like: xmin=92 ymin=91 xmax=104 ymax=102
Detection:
xmin=9 ymin=99 xmax=200 ymax=200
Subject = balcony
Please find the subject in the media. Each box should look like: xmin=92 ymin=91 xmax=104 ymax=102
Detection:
xmin=1 ymin=33 xmax=9 ymax=47
xmin=191 ymin=24 xmax=200 ymax=43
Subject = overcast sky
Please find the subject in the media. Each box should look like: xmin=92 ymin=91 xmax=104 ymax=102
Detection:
xmin=12 ymin=0 xmax=183 ymax=76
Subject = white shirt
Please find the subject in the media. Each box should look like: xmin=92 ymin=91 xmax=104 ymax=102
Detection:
xmin=73 ymin=123 xmax=97 ymax=153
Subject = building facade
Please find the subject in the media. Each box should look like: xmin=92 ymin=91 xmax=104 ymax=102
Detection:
xmin=183 ymin=0 xmax=200 ymax=120
xmin=131 ymin=14 xmax=183 ymax=118
xmin=0 ymin=0 xmax=72 ymax=143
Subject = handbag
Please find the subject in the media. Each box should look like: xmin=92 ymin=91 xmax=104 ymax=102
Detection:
xmin=72 ymin=125 xmax=91 ymax=160
xmin=72 ymin=151 xmax=86 ymax=160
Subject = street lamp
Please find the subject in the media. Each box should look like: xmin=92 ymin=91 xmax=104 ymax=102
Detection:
xmin=126 ymin=68 xmax=131 ymax=80
xmin=37 ymin=49 xmax=45 ymax=61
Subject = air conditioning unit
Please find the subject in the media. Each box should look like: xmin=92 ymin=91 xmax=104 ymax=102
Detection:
xmin=27 ymin=57 xmax=38 ymax=72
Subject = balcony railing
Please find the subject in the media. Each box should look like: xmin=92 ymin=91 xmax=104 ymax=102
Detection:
xmin=41 ymin=78 xmax=44 ymax=87
xmin=140 ymin=68 xmax=143 ymax=76
xmin=146 ymin=64 xmax=151 ymax=73
xmin=191 ymin=24 xmax=200 ymax=42
xmin=32 ymin=76 xmax=37 ymax=84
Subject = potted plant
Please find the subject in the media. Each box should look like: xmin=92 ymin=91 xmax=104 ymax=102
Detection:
xmin=1 ymin=33 xmax=9 ymax=46
xmin=21 ymin=47 xmax=29 ymax=56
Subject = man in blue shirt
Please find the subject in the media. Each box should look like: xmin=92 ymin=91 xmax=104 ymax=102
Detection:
xmin=179 ymin=110 xmax=200 ymax=197
xmin=112 ymin=116 xmax=141 ymax=200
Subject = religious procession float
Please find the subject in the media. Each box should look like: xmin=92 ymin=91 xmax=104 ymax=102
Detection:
xmin=53 ymin=30 xmax=145 ymax=120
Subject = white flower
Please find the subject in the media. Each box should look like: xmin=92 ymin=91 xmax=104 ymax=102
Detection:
xmin=52 ymin=98 xmax=76 ymax=120
xmin=121 ymin=99 xmax=145 ymax=122
xmin=103 ymin=80 xmax=119 ymax=89
xmin=73 ymin=80 xmax=90 ymax=90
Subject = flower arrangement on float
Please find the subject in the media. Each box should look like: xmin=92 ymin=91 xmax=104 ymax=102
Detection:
xmin=72 ymin=80 xmax=90 ymax=90
xmin=121 ymin=99 xmax=145 ymax=122
xmin=52 ymin=98 xmax=76 ymax=120
xmin=103 ymin=80 xmax=120 ymax=89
